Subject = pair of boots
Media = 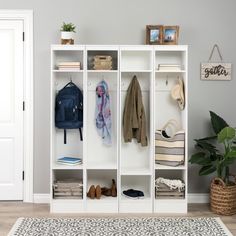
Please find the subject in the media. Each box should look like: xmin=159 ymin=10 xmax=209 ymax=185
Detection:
xmin=101 ymin=179 xmax=117 ymax=197
xmin=87 ymin=179 xmax=117 ymax=199
xmin=87 ymin=185 xmax=101 ymax=199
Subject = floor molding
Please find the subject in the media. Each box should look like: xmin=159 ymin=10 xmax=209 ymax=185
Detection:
xmin=33 ymin=193 xmax=210 ymax=204
xmin=33 ymin=194 xmax=50 ymax=203
xmin=188 ymin=193 xmax=209 ymax=203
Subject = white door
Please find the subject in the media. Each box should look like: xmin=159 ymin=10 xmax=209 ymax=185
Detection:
xmin=0 ymin=20 xmax=24 ymax=200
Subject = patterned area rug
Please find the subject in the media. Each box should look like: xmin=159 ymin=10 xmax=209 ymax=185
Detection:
xmin=8 ymin=217 xmax=232 ymax=236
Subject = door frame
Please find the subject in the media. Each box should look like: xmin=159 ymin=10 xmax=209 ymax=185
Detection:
xmin=0 ymin=10 xmax=34 ymax=202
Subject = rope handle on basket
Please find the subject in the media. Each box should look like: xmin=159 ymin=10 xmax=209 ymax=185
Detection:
xmin=162 ymin=119 xmax=181 ymax=131
xmin=211 ymin=177 xmax=226 ymax=187
xmin=208 ymin=44 xmax=223 ymax=62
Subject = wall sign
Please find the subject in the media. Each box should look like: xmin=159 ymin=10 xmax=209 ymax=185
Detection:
xmin=201 ymin=44 xmax=232 ymax=81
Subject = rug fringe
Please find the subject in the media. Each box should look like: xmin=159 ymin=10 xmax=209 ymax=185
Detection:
xmin=8 ymin=217 xmax=24 ymax=236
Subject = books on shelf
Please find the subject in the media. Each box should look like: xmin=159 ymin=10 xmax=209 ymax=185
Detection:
xmin=157 ymin=64 xmax=183 ymax=71
xmin=57 ymin=61 xmax=81 ymax=71
xmin=57 ymin=157 xmax=82 ymax=166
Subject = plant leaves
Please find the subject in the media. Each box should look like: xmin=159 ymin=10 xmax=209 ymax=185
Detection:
xmin=221 ymin=156 xmax=236 ymax=167
xmin=194 ymin=139 xmax=218 ymax=154
xmin=226 ymin=149 xmax=236 ymax=158
xmin=198 ymin=136 xmax=217 ymax=141
xmin=218 ymin=127 xmax=235 ymax=143
xmin=199 ymin=165 xmax=216 ymax=176
xmin=189 ymin=152 xmax=212 ymax=165
xmin=210 ymin=111 xmax=228 ymax=135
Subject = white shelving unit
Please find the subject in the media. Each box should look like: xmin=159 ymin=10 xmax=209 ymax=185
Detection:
xmin=50 ymin=44 xmax=188 ymax=213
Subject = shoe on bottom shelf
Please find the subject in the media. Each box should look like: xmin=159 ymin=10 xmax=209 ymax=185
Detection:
xmin=122 ymin=189 xmax=144 ymax=199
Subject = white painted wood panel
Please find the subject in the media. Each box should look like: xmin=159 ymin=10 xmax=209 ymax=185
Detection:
xmin=0 ymin=20 xmax=24 ymax=200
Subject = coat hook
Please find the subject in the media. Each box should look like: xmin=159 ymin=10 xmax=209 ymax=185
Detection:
xmin=166 ymin=76 xmax=168 ymax=86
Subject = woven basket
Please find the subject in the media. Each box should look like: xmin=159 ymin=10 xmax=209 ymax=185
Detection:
xmin=210 ymin=175 xmax=236 ymax=215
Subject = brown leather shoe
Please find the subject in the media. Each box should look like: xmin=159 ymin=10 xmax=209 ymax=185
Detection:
xmin=87 ymin=185 xmax=95 ymax=199
xmin=101 ymin=187 xmax=112 ymax=196
xmin=111 ymin=179 xmax=117 ymax=197
xmin=95 ymin=185 xmax=102 ymax=199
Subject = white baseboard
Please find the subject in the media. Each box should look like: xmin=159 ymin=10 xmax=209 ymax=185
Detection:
xmin=33 ymin=193 xmax=210 ymax=204
xmin=33 ymin=194 xmax=50 ymax=203
xmin=188 ymin=193 xmax=209 ymax=203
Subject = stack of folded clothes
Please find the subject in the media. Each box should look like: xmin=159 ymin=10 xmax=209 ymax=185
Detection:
xmin=155 ymin=177 xmax=185 ymax=199
xmin=122 ymin=189 xmax=144 ymax=199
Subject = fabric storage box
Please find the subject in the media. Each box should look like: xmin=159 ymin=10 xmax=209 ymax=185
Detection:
xmin=155 ymin=179 xmax=185 ymax=199
xmin=93 ymin=55 xmax=112 ymax=70
xmin=53 ymin=179 xmax=83 ymax=199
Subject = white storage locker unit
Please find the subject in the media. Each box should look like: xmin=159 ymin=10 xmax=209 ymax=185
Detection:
xmin=50 ymin=45 xmax=188 ymax=213
xmin=153 ymin=45 xmax=188 ymax=213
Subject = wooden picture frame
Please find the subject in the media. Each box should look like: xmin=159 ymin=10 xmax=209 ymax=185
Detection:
xmin=146 ymin=25 xmax=163 ymax=45
xmin=163 ymin=26 xmax=179 ymax=45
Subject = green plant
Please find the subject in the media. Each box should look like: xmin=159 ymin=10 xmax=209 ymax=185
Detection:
xmin=61 ymin=22 xmax=76 ymax=32
xmin=189 ymin=111 xmax=236 ymax=185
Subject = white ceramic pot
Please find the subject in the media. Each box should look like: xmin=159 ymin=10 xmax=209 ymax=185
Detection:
xmin=61 ymin=31 xmax=75 ymax=40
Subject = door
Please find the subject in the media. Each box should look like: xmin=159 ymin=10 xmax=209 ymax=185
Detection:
xmin=0 ymin=20 xmax=24 ymax=200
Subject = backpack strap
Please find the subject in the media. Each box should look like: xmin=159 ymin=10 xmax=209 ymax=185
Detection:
xmin=64 ymin=129 xmax=67 ymax=144
xmin=79 ymin=128 xmax=83 ymax=141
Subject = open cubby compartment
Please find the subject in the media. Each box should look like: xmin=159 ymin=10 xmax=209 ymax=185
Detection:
xmin=120 ymin=72 xmax=152 ymax=174
xmin=52 ymin=49 xmax=84 ymax=70
xmin=154 ymin=170 xmax=187 ymax=213
xmin=155 ymin=49 xmax=187 ymax=71
xmin=87 ymin=47 xmax=118 ymax=70
xmin=155 ymin=170 xmax=186 ymax=197
xmin=50 ymin=169 xmax=84 ymax=213
xmin=120 ymin=175 xmax=152 ymax=213
xmin=120 ymin=47 xmax=153 ymax=71
xmin=154 ymin=73 xmax=187 ymax=170
xmin=86 ymin=170 xmax=118 ymax=213
xmin=52 ymin=73 xmax=84 ymax=169
xmin=86 ymin=73 xmax=118 ymax=169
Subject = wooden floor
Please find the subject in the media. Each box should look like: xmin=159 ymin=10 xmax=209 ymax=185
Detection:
xmin=1 ymin=202 xmax=235 ymax=235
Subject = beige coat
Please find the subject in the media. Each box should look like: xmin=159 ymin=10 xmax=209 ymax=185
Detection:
xmin=123 ymin=76 xmax=148 ymax=146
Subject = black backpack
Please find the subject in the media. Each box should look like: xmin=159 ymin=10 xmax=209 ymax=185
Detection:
xmin=55 ymin=82 xmax=83 ymax=144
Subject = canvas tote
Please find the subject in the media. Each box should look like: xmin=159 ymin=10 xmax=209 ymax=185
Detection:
xmin=155 ymin=119 xmax=185 ymax=166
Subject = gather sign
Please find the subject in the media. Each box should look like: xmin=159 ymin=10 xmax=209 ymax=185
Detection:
xmin=201 ymin=63 xmax=232 ymax=81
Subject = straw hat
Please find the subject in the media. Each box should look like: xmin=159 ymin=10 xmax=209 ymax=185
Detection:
xmin=171 ymin=78 xmax=185 ymax=110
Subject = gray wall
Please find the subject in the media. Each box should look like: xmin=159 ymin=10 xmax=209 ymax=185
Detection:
xmin=2 ymin=0 xmax=236 ymax=194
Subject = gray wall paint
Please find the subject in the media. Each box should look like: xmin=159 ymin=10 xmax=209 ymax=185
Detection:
xmin=2 ymin=0 xmax=236 ymax=194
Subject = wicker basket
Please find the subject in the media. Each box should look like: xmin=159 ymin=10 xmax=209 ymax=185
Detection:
xmin=210 ymin=175 xmax=236 ymax=215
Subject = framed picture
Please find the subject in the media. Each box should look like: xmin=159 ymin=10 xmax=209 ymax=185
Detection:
xmin=146 ymin=25 xmax=163 ymax=45
xmin=163 ymin=26 xmax=179 ymax=45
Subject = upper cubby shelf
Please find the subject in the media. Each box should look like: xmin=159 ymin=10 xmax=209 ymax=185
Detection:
xmin=86 ymin=46 xmax=118 ymax=71
xmin=120 ymin=48 xmax=153 ymax=71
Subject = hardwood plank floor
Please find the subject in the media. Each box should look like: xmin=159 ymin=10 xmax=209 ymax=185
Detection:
xmin=0 ymin=202 xmax=235 ymax=235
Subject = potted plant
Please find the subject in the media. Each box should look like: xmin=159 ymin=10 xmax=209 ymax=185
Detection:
xmin=189 ymin=111 xmax=236 ymax=215
xmin=60 ymin=22 xmax=76 ymax=45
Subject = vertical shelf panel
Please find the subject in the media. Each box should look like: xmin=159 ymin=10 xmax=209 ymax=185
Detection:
xmin=153 ymin=45 xmax=188 ymax=213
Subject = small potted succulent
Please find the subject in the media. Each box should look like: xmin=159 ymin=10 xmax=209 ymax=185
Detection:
xmin=189 ymin=111 xmax=236 ymax=215
xmin=60 ymin=22 xmax=76 ymax=45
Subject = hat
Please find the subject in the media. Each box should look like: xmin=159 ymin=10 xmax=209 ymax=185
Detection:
xmin=171 ymin=78 xmax=185 ymax=110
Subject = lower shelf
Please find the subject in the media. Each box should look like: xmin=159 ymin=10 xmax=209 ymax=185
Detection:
xmin=119 ymin=198 xmax=152 ymax=213
xmin=154 ymin=199 xmax=187 ymax=213
xmin=86 ymin=197 xmax=118 ymax=213
xmin=51 ymin=199 xmax=84 ymax=213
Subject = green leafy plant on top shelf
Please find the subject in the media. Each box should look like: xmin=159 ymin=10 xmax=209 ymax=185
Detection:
xmin=61 ymin=22 xmax=76 ymax=32
xmin=189 ymin=111 xmax=236 ymax=185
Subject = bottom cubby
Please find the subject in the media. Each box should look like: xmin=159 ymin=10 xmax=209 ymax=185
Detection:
xmin=52 ymin=170 xmax=84 ymax=200
xmin=86 ymin=170 xmax=118 ymax=213
xmin=120 ymin=175 xmax=152 ymax=213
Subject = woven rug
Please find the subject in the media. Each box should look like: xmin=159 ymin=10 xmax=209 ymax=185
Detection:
xmin=8 ymin=217 xmax=232 ymax=236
